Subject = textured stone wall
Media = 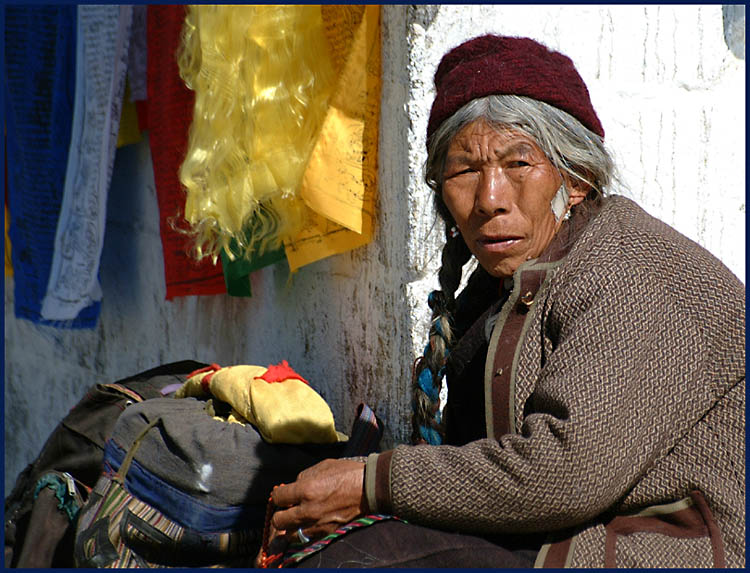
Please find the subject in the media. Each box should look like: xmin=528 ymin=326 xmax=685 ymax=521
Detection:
xmin=4 ymin=5 xmax=744 ymax=488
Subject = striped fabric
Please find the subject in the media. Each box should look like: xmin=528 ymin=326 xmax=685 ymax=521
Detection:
xmin=277 ymin=514 xmax=404 ymax=568
xmin=340 ymin=403 xmax=383 ymax=458
xmin=75 ymin=476 xmax=261 ymax=568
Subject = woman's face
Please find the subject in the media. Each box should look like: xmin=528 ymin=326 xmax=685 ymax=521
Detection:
xmin=441 ymin=120 xmax=582 ymax=279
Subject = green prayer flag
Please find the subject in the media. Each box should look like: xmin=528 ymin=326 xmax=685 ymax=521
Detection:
xmin=221 ymin=240 xmax=286 ymax=297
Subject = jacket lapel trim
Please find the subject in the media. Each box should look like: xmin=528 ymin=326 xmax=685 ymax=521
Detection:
xmin=482 ymin=209 xmax=597 ymax=439
xmin=484 ymin=259 xmax=565 ymax=439
xmin=508 ymin=261 xmax=565 ymax=432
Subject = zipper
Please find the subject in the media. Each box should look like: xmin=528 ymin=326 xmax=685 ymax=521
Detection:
xmin=62 ymin=471 xmax=76 ymax=498
xmin=47 ymin=469 xmax=86 ymax=507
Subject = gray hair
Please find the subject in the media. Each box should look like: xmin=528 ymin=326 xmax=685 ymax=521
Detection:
xmin=425 ymin=94 xmax=615 ymax=223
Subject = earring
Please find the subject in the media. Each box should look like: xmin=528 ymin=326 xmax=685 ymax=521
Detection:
xmin=449 ymin=226 xmax=460 ymax=238
xmin=550 ymin=183 xmax=569 ymax=222
xmin=553 ymin=203 xmax=572 ymax=235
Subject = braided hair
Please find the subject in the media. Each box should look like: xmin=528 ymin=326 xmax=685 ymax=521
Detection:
xmin=410 ymin=94 xmax=615 ymax=445
xmin=410 ymin=228 xmax=472 ymax=444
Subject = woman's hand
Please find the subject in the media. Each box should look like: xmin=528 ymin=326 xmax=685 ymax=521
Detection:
xmin=274 ymin=458 xmax=367 ymax=537
xmin=254 ymin=458 xmax=367 ymax=566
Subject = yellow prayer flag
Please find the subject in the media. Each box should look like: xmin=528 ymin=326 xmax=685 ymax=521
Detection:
xmin=285 ymin=5 xmax=381 ymax=271
xmin=177 ymin=5 xmax=381 ymax=270
xmin=117 ymin=81 xmax=143 ymax=148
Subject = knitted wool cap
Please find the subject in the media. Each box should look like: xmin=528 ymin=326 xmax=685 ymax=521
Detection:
xmin=426 ymin=35 xmax=604 ymax=145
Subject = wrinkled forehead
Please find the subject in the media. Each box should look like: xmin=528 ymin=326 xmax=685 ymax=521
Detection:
xmin=445 ymin=119 xmax=546 ymax=162
xmin=451 ymin=119 xmax=534 ymax=144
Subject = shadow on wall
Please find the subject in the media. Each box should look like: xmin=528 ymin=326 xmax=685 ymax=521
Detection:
xmin=99 ymin=140 xmax=154 ymax=309
xmin=723 ymin=5 xmax=745 ymax=59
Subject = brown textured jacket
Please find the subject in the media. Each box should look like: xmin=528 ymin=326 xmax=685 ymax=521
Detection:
xmin=365 ymin=196 xmax=745 ymax=568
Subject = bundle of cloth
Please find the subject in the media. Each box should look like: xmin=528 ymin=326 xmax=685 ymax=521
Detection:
xmin=175 ymin=360 xmax=344 ymax=444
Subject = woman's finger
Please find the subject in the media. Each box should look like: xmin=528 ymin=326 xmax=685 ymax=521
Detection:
xmin=272 ymin=481 xmax=303 ymax=508
xmin=284 ymin=526 xmax=314 ymax=546
xmin=271 ymin=503 xmax=307 ymax=531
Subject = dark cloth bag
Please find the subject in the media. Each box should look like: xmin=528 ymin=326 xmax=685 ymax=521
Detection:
xmin=6 ymin=359 xmax=383 ymax=569
xmin=4 ymin=360 xmax=208 ymax=568
xmin=74 ymin=396 xmax=353 ymax=567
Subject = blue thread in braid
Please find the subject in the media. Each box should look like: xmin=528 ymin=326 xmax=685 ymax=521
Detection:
xmin=416 ymin=344 xmax=448 ymax=407
xmin=428 ymin=291 xmax=440 ymax=307
xmin=419 ymin=424 xmax=442 ymax=445
xmin=417 ymin=368 xmax=439 ymax=402
xmin=420 ymin=407 xmax=442 ymax=445
xmin=409 ymin=292 xmax=451 ymax=445
xmin=411 ymin=226 xmax=472 ymax=446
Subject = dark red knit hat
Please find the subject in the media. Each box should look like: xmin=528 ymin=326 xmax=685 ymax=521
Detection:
xmin=426 ymin=35 xmax=604 ymax=145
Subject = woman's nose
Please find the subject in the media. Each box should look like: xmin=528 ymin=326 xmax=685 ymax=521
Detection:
xmin=474 ymin=168 xmax=511 ymax=216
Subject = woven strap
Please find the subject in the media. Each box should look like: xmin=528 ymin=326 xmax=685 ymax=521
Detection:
xmin=278 ymin=514 xmax=403 ymax=568
xmin=100 ymin=382 xmax=145 ymax=404
xmin=113 ymin=417 xmax=161 ymax=484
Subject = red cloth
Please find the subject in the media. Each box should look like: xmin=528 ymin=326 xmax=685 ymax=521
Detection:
xmin=146 ymin=5 xmax=225 ymax=299
xmin=427 ymin=35 xmax=604 ymax=145
xmin=258 ymin=360 xmax=310 ymax=385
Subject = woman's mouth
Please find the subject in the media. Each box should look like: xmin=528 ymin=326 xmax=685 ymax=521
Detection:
xmin=476 ymin=235 xmax=522 ymax=252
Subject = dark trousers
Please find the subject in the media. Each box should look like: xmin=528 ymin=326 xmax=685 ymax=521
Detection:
xmin=294 ymin=521 xmax=538 ymax=568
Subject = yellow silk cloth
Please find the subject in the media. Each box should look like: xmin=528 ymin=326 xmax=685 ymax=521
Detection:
xmin=5 ymin=204 xmax=12 ymax=276
xmin=284 ymin=5 xmax=381 ymax=271
xmin=178 ymin=5 xmax=381 ymax=270
xmin=176 ymin=364 xmax=341 ymax=444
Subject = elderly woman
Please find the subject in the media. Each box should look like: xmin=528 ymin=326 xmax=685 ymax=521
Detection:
xmin=264 ymin=35 xmax=744 ymax=568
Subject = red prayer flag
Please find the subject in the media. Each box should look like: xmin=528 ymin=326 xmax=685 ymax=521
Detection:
xmin=146 ymin=5 xmax=226 ymax=299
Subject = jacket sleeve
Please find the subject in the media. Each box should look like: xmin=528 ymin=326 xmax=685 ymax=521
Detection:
xmin=365 ymin=244 xmax=744 ymax=535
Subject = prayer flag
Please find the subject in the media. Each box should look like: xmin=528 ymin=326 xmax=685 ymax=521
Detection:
xmin=147 ymin=4 xmax=226 ymax=299
xmin=41 ymin=5 xmax=133 ymax=322
xmin=5 ymin=5 xmax=99 ymax=327
xmin=285 ymin=5 xmax=381 ymax=271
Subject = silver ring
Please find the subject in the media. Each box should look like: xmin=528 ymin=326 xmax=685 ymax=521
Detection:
xmin=296 ymin=527 xmax=310 ymax=544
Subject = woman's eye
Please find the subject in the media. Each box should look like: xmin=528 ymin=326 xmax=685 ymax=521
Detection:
xmin=508 ymin=160 xmax=530 ymax=168
xmin=446 ymin=168 xmax=475 ymax=179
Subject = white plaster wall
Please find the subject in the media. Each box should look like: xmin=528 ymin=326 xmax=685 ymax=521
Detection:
xmin=4 ymin=5 xmax=744 ymax=488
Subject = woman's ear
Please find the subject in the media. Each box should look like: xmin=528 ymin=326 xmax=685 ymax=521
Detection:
xmin=565 ymin=174 xmax=591 ymax=207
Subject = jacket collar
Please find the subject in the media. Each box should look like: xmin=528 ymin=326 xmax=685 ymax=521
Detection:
xmin=506 ymin=201 xmax=603 ymax=297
